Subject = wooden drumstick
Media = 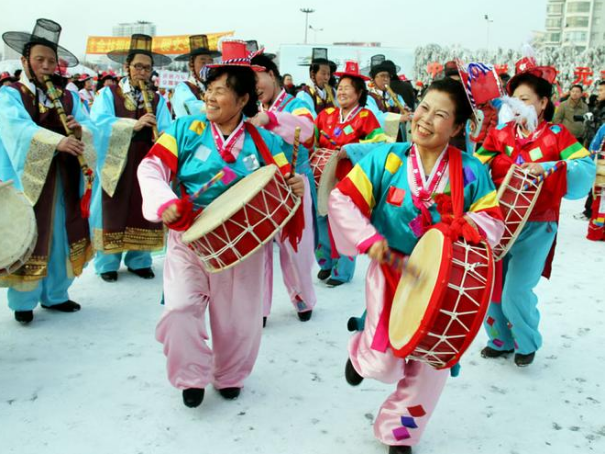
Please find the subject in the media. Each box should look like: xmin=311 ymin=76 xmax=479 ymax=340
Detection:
xmin=383 ymin=249 xmax=420 ymax=281
xmin=522 ymin=148 xmax=601 ymax=191
xmin=190 ymin=167 xmax=237 ymax=202
xmin=291 ymin=126 xmax=301 ymax=171
xmin=319 ymin=129 xmax=340 ymax=149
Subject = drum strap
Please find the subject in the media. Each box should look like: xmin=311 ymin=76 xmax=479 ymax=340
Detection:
xmin=448 ymin=145 xmax=464 ymax=219
xmin=244 ymin=123 xmax=304 ymax=251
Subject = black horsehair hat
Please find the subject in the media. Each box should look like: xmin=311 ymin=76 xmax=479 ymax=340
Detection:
xmin=2 ymin=18 xmax=78 ymax=67
xmin=175 ymin=34 xmax=221 ymax=61
xmin=365 ymin=54 xmax=401 ymax=79
xmin=107 ymin=34 xmax=172 ymax=67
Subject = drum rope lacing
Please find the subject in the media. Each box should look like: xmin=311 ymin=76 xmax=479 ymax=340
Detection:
xmin=188 ymin=173 xmax=299 ymax=271
xmin=408 ymin=240 xmax=491 ymax=368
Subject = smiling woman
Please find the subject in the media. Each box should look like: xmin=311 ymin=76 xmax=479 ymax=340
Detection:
xmin=327 ymin=76 xmax=505 ymax=454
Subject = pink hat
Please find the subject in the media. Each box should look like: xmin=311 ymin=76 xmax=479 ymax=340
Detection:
xmin=207 ymin=39 xmax=265 ymax=72
xmin=334 ymin=61 xmax=370 ymax=81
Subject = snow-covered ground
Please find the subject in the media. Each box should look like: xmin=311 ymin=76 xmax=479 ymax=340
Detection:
xmin=1 ymin=199 xmax=604 ymax=454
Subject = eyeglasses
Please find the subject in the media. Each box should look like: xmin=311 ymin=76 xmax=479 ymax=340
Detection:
xmin=131 ymin=64 xmax=153 ymax=73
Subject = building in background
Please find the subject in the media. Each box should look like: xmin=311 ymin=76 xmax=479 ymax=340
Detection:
xmin=544 ymin=0 xmax=605 ymax=50
xmin=112 ymin=21 xmax=156 ymax=37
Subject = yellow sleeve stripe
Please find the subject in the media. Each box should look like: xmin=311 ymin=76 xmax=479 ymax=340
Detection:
xmin=347 ymin=165 xmax=375 ymax=209
xmin=292 ymin=107 xmax=312 ymax=117
xmin=156 ymin=133 xmax=178 ymax=157
xmin=188 ymin=120 xmax=206 ymax=135
xmin=566 ymin=148 xmax=590 ymax=160
xmin=274 ymin=152 xmax=289 ymax=168
xmin=385 ymin=152 xmax=403 ymax=174
xmin=470 ymin=190 xmax=499 ymax=212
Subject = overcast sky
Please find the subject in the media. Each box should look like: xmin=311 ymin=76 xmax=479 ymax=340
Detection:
xmin=2 ymin=0 xmax=547 ymax=57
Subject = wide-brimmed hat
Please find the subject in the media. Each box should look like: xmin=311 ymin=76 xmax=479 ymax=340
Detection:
xmin=99 ymin=70 xmax=118 ymax=81
xmin=364 ymin=54 xmax=400 ymax=78
xmin=246 ymin=40 xmax=276 ymax=60
xmin=2 ymin=18 xmax=78 ymax=67
xmin=334 ymin=61 xmax=370 ymax=81
xmin=506 ymin=56 xmax=557 ymax=95
xmin=107 ymin=34 xmax=172 ymax=67
xmin=206 ymin=39 xmax=265 ymax=72
xmin=77 ymin=73 xmax=92 ymax=82
xmin=174 ymin=34 xmax=221 ymax=61
xmin=0 ymin=72 xmax=17 ymax=84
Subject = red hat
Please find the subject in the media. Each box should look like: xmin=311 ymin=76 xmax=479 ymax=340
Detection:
xmin=99 ymin=70 xmax=118 ymax=81
xmin=415 ymin=80 xmax=424 ymax=87
xmin=0 ymin=72 xmax=17 ymax=84
xmin=207 ymin=39 xmax=265 ymax=72
xmin=456 ymin=61 xmax=504 ymax=107
xmin=398 ymin=74 xmax=409 ymax=82
xmin=78 ymin=73 xmax=92 ymax=82
xmin=507 ymin=56 xmax=557 ymax=95
xmin=334 ymin=61 xmax=370 ymax=81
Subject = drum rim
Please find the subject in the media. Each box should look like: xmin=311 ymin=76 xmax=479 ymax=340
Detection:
xmin=0 ymin=185 xmax=37 ymax=270
xmin=317 ymin=149 xmax=343 ymax=216
xmin=182 ymin=165 xmax=279 ymax=244
xmin=493 ymin=164 xmax=542 ymax=261
xmin=389 ymin=228 xmax=452 ymax=357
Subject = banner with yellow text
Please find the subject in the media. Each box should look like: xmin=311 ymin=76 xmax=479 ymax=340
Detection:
xmin=86 ymin=32 xmax=234 ymax=55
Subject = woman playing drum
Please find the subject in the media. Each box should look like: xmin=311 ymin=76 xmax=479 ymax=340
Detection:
xmin=137 ymin=40 xmax=304 ymax=409
xmin=475 ymin=57 xmax=596 ymax=367
xmin=249 ymin=52 xmax=317 ymax=323
xmin=315 ymin=61 xmax=388 ymax=287
xmin=328 ymin=78 xmax=504 ymax=454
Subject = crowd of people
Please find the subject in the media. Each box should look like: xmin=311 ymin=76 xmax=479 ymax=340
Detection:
xmin=1 ymin=18 xmax=604 ymax=454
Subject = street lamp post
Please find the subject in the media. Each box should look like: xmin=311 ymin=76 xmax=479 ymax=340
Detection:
xmin=484 ymin=14 xmax=494 ymax=51
xmin=300 ymin=8 xmax=315 ymax=44
xmin=309 ymin=25 xmax=323 ymax=43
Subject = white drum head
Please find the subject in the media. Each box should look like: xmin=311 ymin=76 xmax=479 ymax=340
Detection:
xmin=0 ymin=183 xmax=37 ymax=270
xmin=182 ymin=165 xmax=278 ymax=244
xmin=389 ymin=229 xmax=445 ymax=350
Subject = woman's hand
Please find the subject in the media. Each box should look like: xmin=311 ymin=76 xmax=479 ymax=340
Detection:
xmin=521 ymin=162 xmax=545 ymax=176
xmin=134 ymin=113 xmax=157 ymax=132
xmin=400 ymin=111 xmax=412 ymax=122
xmin=285 ymin=173 xmax=305 ymax=197
xmin=247 ymin=112 xmax=270 ymax=128
xmin=65 ymin=115 xmax=82 ymax=139
xmin=161 ymin=203 xmax=181 ymax=224
xmin=367 ymin=239 xmax=389 ymax=263
xmin=337 ymin=148 xmax=347 ymax=159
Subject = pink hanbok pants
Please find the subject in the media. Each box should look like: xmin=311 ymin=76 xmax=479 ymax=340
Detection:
xmin=349 ymin=260 xmax=449 ymax=447
xmin=156 ymin=230 xmax=267 ymax=390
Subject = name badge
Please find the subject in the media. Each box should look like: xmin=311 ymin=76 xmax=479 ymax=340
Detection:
xmin=243 ymin=154 xmax=260 ymax=172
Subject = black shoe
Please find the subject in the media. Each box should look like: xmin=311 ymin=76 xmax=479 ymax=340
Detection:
xmin=481 ymin=346 xmax=513 ymax=358
xmin=100 ymin=271 xmax=118 ymax=282
xmin=347 ymin=316 xmax=360 ymax=332
xmin=263 ymin=316 xmax=267 ymax=328
xmin=514 ymin=352 xmax=535 ymax=367
xmin=182 ymin=388 xmax=204 ymax=408
xmin=326 ymin=278 xmax=345 ymax=287
xmin=128 ymin=267 xmax=155 ymax=279
xmin=389 ymin=446 xmax=412 ymax=454
xmin=218 ymin=387 xmax=241 ymax=400
xmin=15 ymin=310 xmax=34 ymax=324
xmin=297 ymin=310 xmax=312 ymax=322
xmin=41 ymin=300 xmax=81 ymax=312
xmin=317 ymin=269 xmax=331 ymax=281
xmin=345 ymin=359 xmax=363 ymax=386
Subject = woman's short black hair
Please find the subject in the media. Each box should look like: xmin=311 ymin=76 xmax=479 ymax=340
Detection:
xmin=251 ymin=54 xmax=282 ymax=85
xmin=508 ymin=73 xmax=555 ymax=121
xmin=424 ymin=77 xmax=474 ymax=125
xmin=205 ymin=65 xmax=259 ymax=117
xmin=337 ymin=76 xmax=368 ymax=107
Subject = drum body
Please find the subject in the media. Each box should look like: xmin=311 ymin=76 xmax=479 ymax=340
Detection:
xmin=389 ymin=228 xmax=494 ymax=369
xmin=493 ymin=164 xmax=542 ymax=261
xmin=0 ymin=182 xmax=37 ymax=276
xmin=310 ymin=147 xmax=346 ymax=215
xmin=182 ymin=165 xmax=300 ymax=273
